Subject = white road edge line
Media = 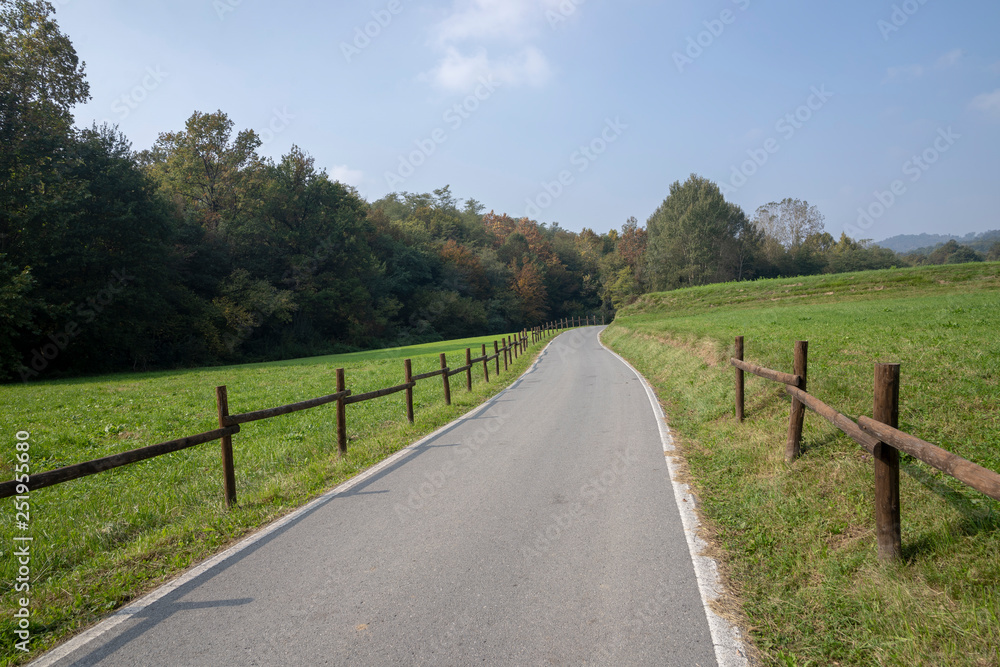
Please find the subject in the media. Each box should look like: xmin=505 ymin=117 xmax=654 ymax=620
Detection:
xmin=598 ymin=330 xmax=750 ymax=667
xmin=30 ymin=339 xmax=554 ymax=667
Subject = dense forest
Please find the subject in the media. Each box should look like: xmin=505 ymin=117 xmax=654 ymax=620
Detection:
xmin=2 ymin=1 xmax=995 ymax=381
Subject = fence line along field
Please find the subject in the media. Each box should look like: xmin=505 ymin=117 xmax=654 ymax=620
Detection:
xmin=603 ymin=262 xmax=1000 ymax=667
xmin=0 ymin=321 xmax=591 ymax=665
xmin=731 ymin=335 xmax=1000 ymax=562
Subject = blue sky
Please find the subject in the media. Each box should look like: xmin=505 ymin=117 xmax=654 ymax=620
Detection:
xmin=57 ymin=0 xmax=1000 ymax=241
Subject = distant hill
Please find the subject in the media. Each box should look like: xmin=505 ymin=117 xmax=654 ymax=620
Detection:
xmin=876 ymin=230 xmax=1000 ymax=254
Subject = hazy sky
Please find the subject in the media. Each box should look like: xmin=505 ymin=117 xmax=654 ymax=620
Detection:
xmin=57 ymin=0 xmax=1000 ymax=241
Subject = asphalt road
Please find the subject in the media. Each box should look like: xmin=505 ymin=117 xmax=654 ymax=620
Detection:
xmin=37 ymin=326 xmax=734 ymax=666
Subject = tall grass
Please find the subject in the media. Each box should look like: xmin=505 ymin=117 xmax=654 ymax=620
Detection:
xmin=605 ymin=263 xmax=1000 ymax=666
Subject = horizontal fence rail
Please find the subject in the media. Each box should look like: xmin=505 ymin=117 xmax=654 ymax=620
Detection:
xmin=785 ymin=385 xmax=878 ymax=454
xmin=1 ymin=316 xmax=602 ymax=506
xmin=858 ymin=417 xmax=1000 ymax=502
xmin=731 ymin=335 xmax=1000 ymax=560
xmin=343 ymin=383 xmax=414 ymax=405
xmin=730 ymin=357 xmax=802 ymax=388
xmin=0 ymin=426 xmax=240 ymax=498
xmin=227 ymin=390 xmax=351 ymax=425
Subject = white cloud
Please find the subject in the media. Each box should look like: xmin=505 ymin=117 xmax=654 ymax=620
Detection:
xmin=426 ymin=45 xmax=551 ymax=91
xmin=969 ymin=89 xmax=1000 ymax=119
xmin=424 ymin=0 xmax=561 ymax=91
xmin=329 ymin=165 xmax=364 ymax=187
xmin=935 ymin=49 xmax=964 ymax=69
xmin=434 ymin=0 xmax=563 ymax=43
xmin=882 ymin=64 xmax=923 ymax=83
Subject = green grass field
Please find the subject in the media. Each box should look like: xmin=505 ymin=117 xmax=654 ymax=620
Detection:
xmin=604 ymin=263 xmax=1000 ymax=666
xmin=0 ymin=331 xmax=548 ymax=665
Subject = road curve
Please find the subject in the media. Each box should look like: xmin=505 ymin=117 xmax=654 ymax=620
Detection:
xmin=35 ymin=326 xmax=743 ymax=666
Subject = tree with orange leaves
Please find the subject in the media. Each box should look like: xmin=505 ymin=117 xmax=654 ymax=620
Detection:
xmin=482 ymin=210 xmax=518 ymax=247
xmin=512 ymin=262 xmax=548 ymax=323
xmin=440 ymin=239 xmax=489 ymax=298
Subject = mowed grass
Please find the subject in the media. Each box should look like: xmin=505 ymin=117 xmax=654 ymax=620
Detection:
xmin=0 ymin=331 xmax=548 ymax=665
xmin=604 ymin=263 xmax=1000 ymax=667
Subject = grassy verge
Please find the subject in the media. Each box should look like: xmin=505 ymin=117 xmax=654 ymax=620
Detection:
xmin=603 ymin=263 xmax=1000 ymax=666
xmin=0 ymin=331 xmax=551 ymax=665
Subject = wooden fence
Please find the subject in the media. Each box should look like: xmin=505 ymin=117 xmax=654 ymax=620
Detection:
xmin=731 ymin=335 xmax=1000 ymax=560
xmin=0 ymin=316 xmax=604 ymax=506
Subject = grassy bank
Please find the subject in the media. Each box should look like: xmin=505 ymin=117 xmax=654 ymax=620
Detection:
xmin=0 ymin=331 xmax=549 ymax=665
xmin=603 ymin=263 xmax=1000 ymax=666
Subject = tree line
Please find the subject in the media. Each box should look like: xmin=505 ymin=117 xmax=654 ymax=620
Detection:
xmin=2 ymin=1 xmax=990 ymax=381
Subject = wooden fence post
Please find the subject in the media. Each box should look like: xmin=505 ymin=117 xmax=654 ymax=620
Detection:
xmin=404 ymin=359 xmax=414 ymax=423
xmin=735 ymin=336 xmax=745 ymax=422
xmin=440 ymin=353 xmax=451 ymax=405
xmin=873 ymin=363 xmax=902 ymax=560
xmin=336 ymin=368 xmax=347 ymax=455
xmin=602 ymin=314 xmax=605 ymax=325
xmin=784 ymin=340 xmax=808 ymax=461
xmin=482 ymin=343 xmax=489 ymax=382
xmin=494 ymin=340 xmax=501 ymax=374
xmin=465 ymin=348 xmax=473 ymax=391
xmin=215 ymin=385 xmax=237 ymax=508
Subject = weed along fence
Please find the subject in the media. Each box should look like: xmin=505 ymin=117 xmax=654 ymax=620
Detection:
xmin=731 ymin=335 xmax=1000 ymax=560
xmin=0 ymin=316 xmax=602 ymax=507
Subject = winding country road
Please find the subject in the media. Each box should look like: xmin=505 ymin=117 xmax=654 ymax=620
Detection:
xmin=34 ymin=326 xmax=745 ymax=666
